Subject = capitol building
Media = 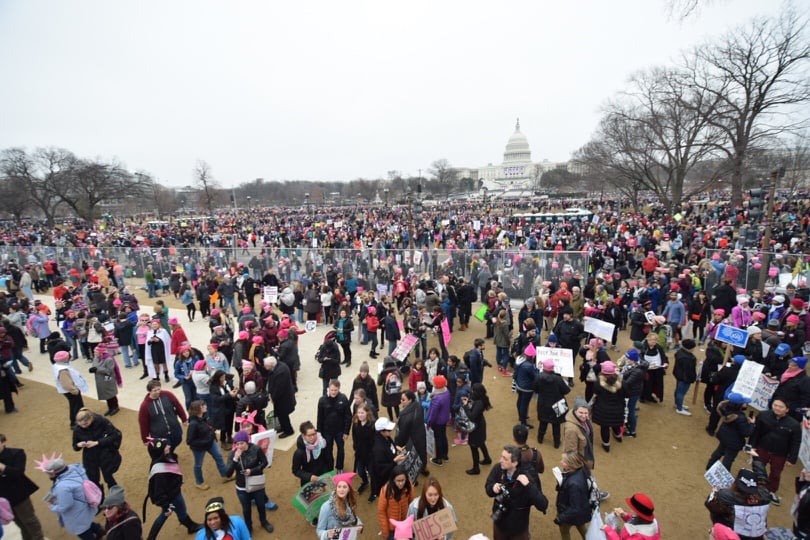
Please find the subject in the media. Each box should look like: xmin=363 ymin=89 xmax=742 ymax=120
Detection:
xmin=452 ymin=119 xmax=568 ymax=194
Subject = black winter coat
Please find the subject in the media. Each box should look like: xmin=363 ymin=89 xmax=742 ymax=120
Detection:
xmin=352 ymin=374 xmax=379 ymax=411
xmin=104 ymin=507 xmax=142 ymax=540
xmin=714 ymin=400 xmax=754 ymax=451
xmin=318 ymin=341 xmax=342 ymax=381
xmin=749 ymin=410 xmax=801 ymax=463
xmin=370 ymin=432 xmax=398 ymax=496
xmin=0 ymin=446 xmax=39 ymax=505
xmin=622 ymin=361 xmax=647 ymax=397
xmin=186 ymin=415 xmax=217 ymax=451
xmin=276 ymin=338 xmax=301 ymax=372
xmin=464 ymin=399 xmax=488 ymax=447
xmin=700 ymin=343 xmax=724 ymax=384
xmin=317 ymin=392 xmax=352 ymax=436
xmin=673 ymin=349 xmax=697 ymax=384
xmin=555 ymin=466 xmax=592 ymax=526
xmin=484 ymin=464 xmax=549 ymax=536
xmin=351 ymin=419 xmax=375 ymax=463
xmin=534 ymin=371 xmax=570 ymax=424
xmin=210 ymin=382 xmax=237 ymax=432
xmin=71 ymin=414 xmax=122 ymax=476
xmin=266 ymin=362 xmax=296 ymax=416
xmin=773 ymin=371 xmax=810 ymax=422
xmin=395 ymin=400 xmax=427 ymax=462
xmin=226 ymin=443 xmax=268 ymax=489
xmin=291 ymin=434 xmax=333 ymax=486
xmin=591 ymin=375 xmax=625 ymax=427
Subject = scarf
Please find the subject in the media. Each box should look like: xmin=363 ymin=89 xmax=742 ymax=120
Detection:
xmin=326 ymin=490 xmax=357 ymax=528
xmin=305 ymin=432 xmax=326 ymax=462
xmin=781 ymin=367 xmax=804 ymax=384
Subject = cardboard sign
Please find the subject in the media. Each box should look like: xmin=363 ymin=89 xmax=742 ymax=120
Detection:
xmin=391 ymin=334 xmax=419 ymax=362
xmin=584 ymin=317 xmax=615 ymax=342
xmin=414 ymin=507 xmax=458 ymax=540
xmin=730 ymin=360 xmax=764 ymax=398
xmin=535 ymin=347 xmax=575 ymax=378
xmin=263 ymin=286 xmax=278 ymax=304
xmin=704 ymin=460 xmax=735 ymax=489
xmin=749 ymin=375 xmax=779 ymax=411
xmin=251 ymin=429 xmax=277 ymax=467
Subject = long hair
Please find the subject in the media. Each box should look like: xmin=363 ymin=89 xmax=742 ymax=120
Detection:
xmin=333 ymin=482 xmax=358 ymax=519
xmin=204 ymin=510 xmax=232 ymax=540
xmin=470 ymin=383 xmax=492 ymax=410
xmin=417 ymin=477 xmax=446 ymax=516
xmin=352 ymin=402 xmax=376 ymax=426
xmin=385 ymin=465 xmax=412 ymax=501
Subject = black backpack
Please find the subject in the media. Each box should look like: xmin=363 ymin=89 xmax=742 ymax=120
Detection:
xmin=142 ymin=453 xmax=183 ymax=519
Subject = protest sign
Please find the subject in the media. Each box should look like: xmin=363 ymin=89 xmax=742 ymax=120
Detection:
xmin=584 ymin=317 xmax=615 ymax=342
xmin=730 ymin=361 xmax=764 ymax=398
xmin=377 ymin=284 xmax=388 ymax=299
xmin=263 ymin=286 xmax=278 ymax=304
xmin=402 ymin=444 xmax=423 ymax=484
xmin=391 ymin=334 xmax=419 ymax=362
xmin=440 ymin=318 xmax=451 ymax=346
xmin=535 ymin=347 xmax=574 ymax=378
xmin=251 ymin=429 xmax=276 ymax=467
xmin=704 ymin=460 xmax=735 ymax=489
xmin=414 ymin=507 xmax=458 ymax=540
xmin=331 ymin=527 xmax=363 ymax=540
xmin=305 ymin=320 xmax=317 ymax=333
xmin=644 ymin=311 xmax=656 ymax=324
xmin=291 ymin=471 xmax=336 ymax=522
xmin=749 ymin=375 xmax=779 ymax=411
xmin=800 ymin=421 xmax=810 ymax=470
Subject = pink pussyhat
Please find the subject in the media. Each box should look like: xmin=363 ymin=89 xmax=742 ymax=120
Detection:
xmin=389 ymin=515 xmax=414 ymax=539
xmin=332 ymin=471 xmax=356 ymax=487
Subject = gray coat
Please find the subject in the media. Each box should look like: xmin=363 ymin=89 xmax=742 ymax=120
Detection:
xmin=91 ymin=356 xmax=118 ymax=401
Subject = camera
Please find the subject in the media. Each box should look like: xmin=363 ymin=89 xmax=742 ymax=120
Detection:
xmin=491 ymin=486 xmax=510 ymax=521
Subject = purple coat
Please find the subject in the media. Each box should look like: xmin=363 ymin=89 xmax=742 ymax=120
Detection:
xmin=426 ymin=387 xmax=451 ymax=426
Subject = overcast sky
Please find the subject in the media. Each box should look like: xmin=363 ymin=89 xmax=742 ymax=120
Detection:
xmin=0 ymin=0 xmax=788 ymax=187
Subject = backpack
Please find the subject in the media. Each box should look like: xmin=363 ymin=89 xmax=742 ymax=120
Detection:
xmin=82 ymin=479 xmax=103 ymax=508
xmin=586 ymin=473 xmax=601 ymax=510
xmin=0 ymin=497 xmax=13 ymax=525
xmin=384 ymin=370 xmax=402 ymax=395
xmin=142 ymin=456 xmax=183 ymax=519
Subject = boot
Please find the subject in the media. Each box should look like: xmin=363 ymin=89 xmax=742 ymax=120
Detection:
xmin=180 ymin=516 xmax=203 ymax=534
xmin=146 ymin=518 xmax=165 ymax=540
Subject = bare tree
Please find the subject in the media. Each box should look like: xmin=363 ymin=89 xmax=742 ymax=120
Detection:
xmin=53 ymin=159 xmax=147 ymax=222
xmin=684 ymin=8 xmax=810 ymax=207
xmin=0 ymin=176 xmax=31 ymax=223
xmin=193 ymin=160 xmax=220 ymax=215
xmin=428 ymin=158 xmax=455 ymax=196
xmin=0 ymin=147 xmax=74 ymax=226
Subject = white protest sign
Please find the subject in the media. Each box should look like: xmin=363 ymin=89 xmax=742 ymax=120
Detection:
xmin=251 ymin=429 xmax=277 ymax=467
xmin=730 ymin=360 xmax=764 ymax=398
xmin=391 ymin=334 xmax=419 ymax=362
xmin=535 ymin=347 xmax=575 ymax=378
xmin=305 ymin=320 xmax=317 ymax=333
xmin=376 ymin=284 xmax=388 ymax=299
xmin=413 ymin=251 xmax=422 ymax=265
xmin=262 ymin=286 xmax=278 ymax=304
xmin=704 ymin=460 xmax=735 ymax=489
xmin=749 ymin=375 xmax=779 ymax=411
xmin=800 ymin=420 xmax=810 ymax=470
xmin=645 ymin=311 xmax=656 ymax=324
xmin=584 ymin=317 xmax=615 ymax=342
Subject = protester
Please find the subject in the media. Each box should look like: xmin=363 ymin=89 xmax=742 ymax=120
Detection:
xmin=603 ymin=492 xmax=661 ymax=540
xmin=377 ymin=465 xmax=415 ymax=540
xmin=137 ymin=379 xmax=188 ymax=451
xmin=292 ymin=421 xmax=333 ymax=487
xmin=71 ymin=408 xmax=122 ymax=495
xmin=318 ymin=379 xmax=352 ymax=474
xmin=0 ymin=433 xmax=44 ymax=540
xmin=554 ymin=450 xmax=593 ymax=540
xmin=317 ymin=472 xmax=363 ymax=540
xmin=52 ymin=350 xmax=88 ymax=428
xmin=535 ymin=358 xmax=571 ymax=448
xmin=100 ymin=485 xmax=142 ymax=540
xmin=186 ymin=400 xmax=231 ymax=490
xmin=463 ymin=383 xmax=493 ymax=475
xmin=406 ymin=477 xmax=458 ymax=540
xmin=748 ymin=398 xmax=801 ymax=505
xmin=370 ymin=417 xmax=406 ymax=504
xmin=195 ymin=496 xmax=251 ymax=540
xmin=38 ymin=454 xmax=105 ymax=540
xmin=225 ymin=430 xmax=274 ymax=534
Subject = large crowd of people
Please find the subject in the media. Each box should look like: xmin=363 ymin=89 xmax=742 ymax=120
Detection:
xmin=0 ymin=191 xmax=808 ymax=539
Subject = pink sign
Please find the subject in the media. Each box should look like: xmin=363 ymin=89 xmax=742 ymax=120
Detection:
xmin=441 ymin=318 xmax=451 ymax=347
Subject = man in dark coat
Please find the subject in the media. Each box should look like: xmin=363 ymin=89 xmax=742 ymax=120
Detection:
xmin=749 ymin=398 xmax=801 ymax=504
xmin=485 ymin=445 xmax=548 ymax=539
xmin=317 ymin=379 xmax=352 ymax=473
xmin=264 ymin=357 xmax=296 ymax=438
xmin=0 ymin=433 xmax=44 ymax=540
xmin=395 ymin=390 xmax=428 ymax=477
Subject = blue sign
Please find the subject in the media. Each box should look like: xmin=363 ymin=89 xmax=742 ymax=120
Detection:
xmin=715 ymin=324 xmax=749 ymax=348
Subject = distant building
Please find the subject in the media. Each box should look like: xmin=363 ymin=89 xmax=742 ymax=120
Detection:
xmin=452 ymin=119 xmax=567 ymax=193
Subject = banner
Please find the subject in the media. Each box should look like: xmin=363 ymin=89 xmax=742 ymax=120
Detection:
xmin=391 ymin=334 xmax=419 ymax=362
xmin=749 ymin=375 xmax=779 ymax=411
xmin=440 ymin=318 xmax=451 ymax=347
xmin=535 ymin=347 xmax=575 ymax=378
xmin=584 ymin=317 xmax=615 ymax=342
xmin=377 ymin=284 xmax=389 ymax=299
xmin=730 ymin=360 xmax=764 ymax=398
xmin=291 ymin=470 xmax=336 ymax=523
xmin=414 ymin=507 xmax=458 ymax=540
xmin=251 ymin=429 xmax=277 ymax=467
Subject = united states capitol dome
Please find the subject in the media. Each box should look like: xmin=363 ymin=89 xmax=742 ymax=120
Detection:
xmin=503 ymin=118 xmax=532 ymax=164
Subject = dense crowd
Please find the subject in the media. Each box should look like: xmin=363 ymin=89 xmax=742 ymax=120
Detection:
xmin=0 ymin=192 xmax=809 ymax=539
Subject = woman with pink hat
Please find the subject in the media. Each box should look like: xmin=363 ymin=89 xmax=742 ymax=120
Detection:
xmin=535 ymin=358 xmax=571 ymax=448
xmin=591 ymin=361 xmax=626 ymax=452
xmin=316 ymin=472 xmax=363 ymax=539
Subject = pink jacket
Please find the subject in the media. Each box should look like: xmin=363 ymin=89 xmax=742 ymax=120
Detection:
xmin=731 ymin=305 xmax=751 ymax=329
xmin=604 ymin=516 xmax=661 ymax=540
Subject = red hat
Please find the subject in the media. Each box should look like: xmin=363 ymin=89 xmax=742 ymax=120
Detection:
xmin=432 ymin=375 xmax=447 ymax=389
xmin=626 ymin=493 xmax=655 ymax=521
xmin=791 ymin=298 xmax=805 ymax=309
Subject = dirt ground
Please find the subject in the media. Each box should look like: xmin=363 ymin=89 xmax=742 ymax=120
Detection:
xmin=3 ymin=289 xmax=797 ymax=539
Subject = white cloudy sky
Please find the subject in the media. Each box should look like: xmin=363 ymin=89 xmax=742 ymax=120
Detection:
xmin=0 ymin=0 xmax=788 ymax=186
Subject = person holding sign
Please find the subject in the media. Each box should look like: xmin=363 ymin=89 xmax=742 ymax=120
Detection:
xmin=748 ymin=399 xmax=800 ymax=505
xmin=705 ymin=392 xmax=755 ymax=472
xmin=639 ymin=333 xmax=668 ymax=404
xmin=377 ymin=465 xmax=415 ymax=540
xmin=316 ymin=472 xmax=363 ymax=540
xmin=534 ymin=358 xmax=571 ymax=448
xmin=406 ymin=477 xmax=458 ymax=540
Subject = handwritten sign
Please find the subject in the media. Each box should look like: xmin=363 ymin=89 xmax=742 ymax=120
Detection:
xmin=730 ymin=361 xmax=764 ymax=398
xmin=584 ymin=317 xmax=615 ymax=342
xmin=377 ymin=284 xmax=389 ymax=299
xmin=749 ymin=375 xmax=779 ymax=411
xmin=391 ymin=335 xmax=419 ymax=362
xmin=704 ymin=460 xmax=735 ymax=489
xmin=414 ymin=507 xmax=458 ymax=540
xmin=535 ymin=347 xmax=574 ymax=378
xmin=263 ymin=286 xmax=278 ymax=304
xmin=402 ymin=445 xmax=423 ymax=485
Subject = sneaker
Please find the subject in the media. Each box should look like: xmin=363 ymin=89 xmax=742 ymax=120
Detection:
xmin=770 ymin=493 xmax=781 ymax=506
xmin=625 ymin=431 xmax=637 ymax=438
xmin=598 ymin=490 xmax=611 ymax=501
xmin=704 ymin=405 xmax=711 ymax=414
xmin=676 ymin=409 xmax=692 ymax=416
xmin=465 ymin=468 xmax=480 ymax=475
xmin=261 ymin=522 xmax=274 ymax=533
xmin=265 ymin=500 xmax=278 ymax=511
xmin=682 ymin=405 xmax=690 ymax=411
xmin=430 ymin=458 xmax=443 ymax=467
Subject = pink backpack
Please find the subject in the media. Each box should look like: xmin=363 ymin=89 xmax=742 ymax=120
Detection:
xmin=82 ymin=479 xmax=103 ymax=507
xmin=0 ymin=497 xmax=13 ymax=524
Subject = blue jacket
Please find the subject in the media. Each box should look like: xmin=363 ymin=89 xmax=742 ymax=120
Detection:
xmin=48 ymin=464 xmax=97 ymax=535
xmin=662 ymin=299 xmax=685 ymax=325
xmin=513 ymin=356 xmax=538 ymax=392
xmin=468 ymin=348 xmax=484 ymax=384
xmin=195 ymin=515 xmax=250 ymax=540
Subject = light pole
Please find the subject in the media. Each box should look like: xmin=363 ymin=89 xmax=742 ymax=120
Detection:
xmin=246 ymin=196 xmax=251 ymax=210
xmin=304 ymin=193 xmax=310 ymax=215
xmin=384 ymin=188 xmax=389 ymax=206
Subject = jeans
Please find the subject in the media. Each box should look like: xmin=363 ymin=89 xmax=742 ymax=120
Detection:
xmin=323 ymin=431 xmax=346 ymax=471
xmin=223 ymin=296 xmax=237 ymax=316
xmin=496 ymin=347 xmax=510 ymax=369
xmin=236 ymin=488 xmax=268 ymax=531
xmin=191 ymin=440 xmax=229 ymax=485
xmin=354 ymin=456 xmax=371 ymax=484
xmin=147 ymin=282 xmax=157 ymax=298
xmin=674 ymin=381 xmax=691 ymax=411
xmin=516 ymin=391 xmax=533 ymax=424
xmin=121 ymin=344 xmax=138 ymax=367
xmin=388 ymin=340 xmax=397 ymax=355
xmin=63 ymin=332 xmax=79 ymax=359
xmin=626 ymin=395 xmax=640 ymax=434
xmin=153 ymin=493 xmax=190 ymax=528
xmin=430 ymin=424 xmax=449 ymax=459
xmin=180 ymin=379 xmax=197 ymax=410
xmin=11 ymin=350 xmax=31 ymax=372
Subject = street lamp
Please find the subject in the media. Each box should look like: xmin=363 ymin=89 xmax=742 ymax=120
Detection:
xmin=246 ymin=196 xmax=251 ymax=210
xmin=384 ymin=188 xmax=389 ymax=206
